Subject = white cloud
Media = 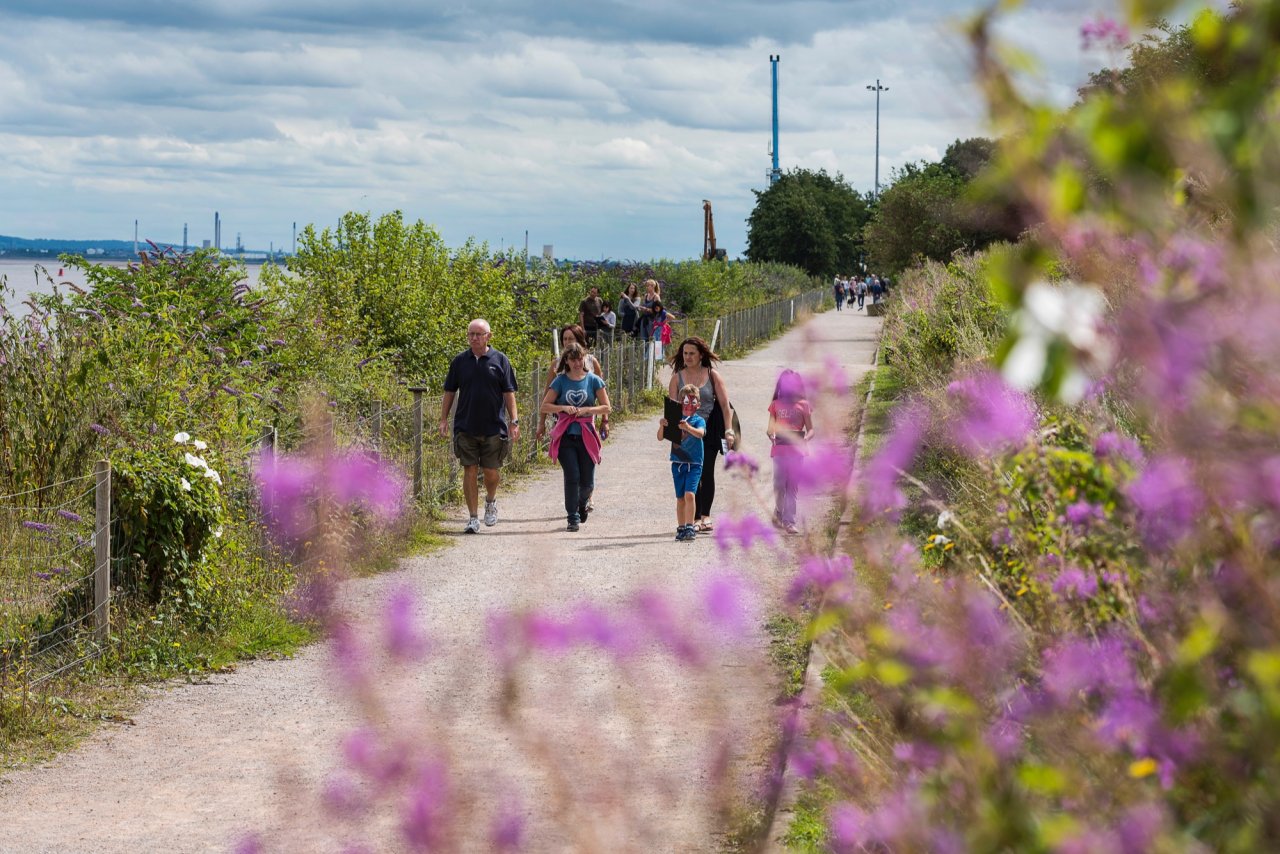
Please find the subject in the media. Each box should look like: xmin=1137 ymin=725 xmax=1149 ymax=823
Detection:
xmin=0 ymin=0 xmax=1118 ymax=258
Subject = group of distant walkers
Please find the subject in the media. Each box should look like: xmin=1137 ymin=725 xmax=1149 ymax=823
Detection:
xmin=577 ymin=278 xmax=676 ymax=360
xmin=833 ymin=273 xmax=889 ymax=311
xmin=440 ymin=277 xmax=820 ymax=541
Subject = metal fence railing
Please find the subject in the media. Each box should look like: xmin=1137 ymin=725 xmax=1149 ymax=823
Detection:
xmin=0 ymin=287 xmax=831 ymax=709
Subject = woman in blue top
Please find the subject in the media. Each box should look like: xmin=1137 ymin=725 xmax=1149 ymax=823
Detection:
xmin=541 ymin=343 xmax=611 ymax=532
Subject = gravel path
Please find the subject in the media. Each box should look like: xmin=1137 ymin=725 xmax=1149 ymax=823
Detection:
xmin=0 ymin=307 xmax=880 ymax=853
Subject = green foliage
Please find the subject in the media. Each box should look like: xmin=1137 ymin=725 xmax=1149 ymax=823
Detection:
xmin=879 ymin=251 xmax=1010 ymax=391
xmin=766 ymin=613 xmax=811 ymax=699
xmin=745 ymin=169 xmax=872 ymax=278
xmin=110 ymin=442 xmax=224 ymax=605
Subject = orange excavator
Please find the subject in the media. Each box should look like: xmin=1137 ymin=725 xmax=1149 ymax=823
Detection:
xmin=702 ymin=199 xmax=727 ymax=261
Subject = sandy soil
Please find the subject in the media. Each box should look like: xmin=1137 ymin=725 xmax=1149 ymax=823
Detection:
xmin=0 ymin=307 xmax=880 ymax=853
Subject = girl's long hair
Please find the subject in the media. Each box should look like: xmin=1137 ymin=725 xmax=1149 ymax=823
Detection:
xmin=561 ymin=324 xmax=589 ymax=349
xmin=773 ymin=369 xmax=807 ymax=403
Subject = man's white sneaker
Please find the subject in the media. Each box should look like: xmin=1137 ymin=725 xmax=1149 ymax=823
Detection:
xmin=464 ymin=517 xmax=481 ymax=534
xmin=484 ymin=500 xmax=498 ymax=527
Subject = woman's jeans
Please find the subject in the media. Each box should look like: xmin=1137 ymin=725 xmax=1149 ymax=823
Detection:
xmin=558 ymin=433 xmax=595 ymax=520
xmin=773 ymin=455 xmax=798 ymax=526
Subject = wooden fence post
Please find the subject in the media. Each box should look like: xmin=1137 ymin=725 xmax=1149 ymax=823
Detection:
xmin=93 ymin=459 xmax=111 ymax=645
xmin=409 ymin=386 xmax=426 ymax=500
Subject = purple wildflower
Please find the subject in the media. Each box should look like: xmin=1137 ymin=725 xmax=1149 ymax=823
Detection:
xmin=1064 ymin=500 xmax=1103 ymax=530
xmin=233 ymin=833 xmax=264 ymax=854
xmin=1094 ymin=431 xmax=1142 ymax=462
xmin=700 ymin=571 xmax=754 ymax=638
xmin=990 ymin=526 xmax=1014 ymax=548
xmin=946 ymin=371 xmax=1035 ymax=455
xmin=861 ymin=403 xmax=925 ymax=517
xmin=1081 ymin=15 xmax=1130 ymax=50
xmin=712 ymin=513 xmax=778 ymax=552
xmin=320 ymin=775 xmax=367 ymax=818
xmin=328 ymin=453 xmax=408 ymax=520
xmin=1052 ymin=566 xmax=1099 ymax=600
xmin=239 ymin=360 xmax=252 ymax=368
xmin=255 ymin=451 xmax=317 ymax=539
xmin=34 ymin=571 xmax=52 ymax=580
xmin=490 ymin=800 xmax=525 ymax=852
xmin=383 ymin=586 xmax=430 ymax=662
xmin=1117 ymin=803 xmax=1166 ymax=854
xmin=1127 ymin=456 xmax=1202 ymax=549
xmin=829 ymin=802 xmax=869 ymax=851
xmin=22 ymin=520 xmax=54 ymax=533
xmin=89 ymin=422 xmax=110 ymax=436
xmin=400 ymin=761 xmax=451 ymax=852
xmin=724 ymin=450 xmax=760 ymax=474
xmin=221 ymin=384 xmax=242 ymax=397
xmin=790 ymin=440 xmax=855 ymax=493
xmin=1042 ymin=634 xmax=1135 ymax=704
xmin=787 ymin=554 xmax=853 ymax=603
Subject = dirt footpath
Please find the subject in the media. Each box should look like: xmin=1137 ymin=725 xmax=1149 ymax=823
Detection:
xmin=0 ymin=307 xmax=880 ymax=853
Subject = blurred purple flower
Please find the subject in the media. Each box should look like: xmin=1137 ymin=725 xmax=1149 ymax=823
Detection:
xmin=861 ymin=404 xmax=925 ymax=517
xmin=221 ymin=384 xmax=243 ymax=397
xmin=1052 ymin=566 xmax=1099 ymax=600
xmin=829 ymin=802 xmax=869 ymax=851
xmin=234 ymin=833 xmax=263 ymax=854
xmin=400 ymin=761 xmax=451 ymax=852
xmin=320 ymin=775 xmax=367 ymax=818
xmin=21 ymin=520 xmax=53 ymax=533
xmin=713 ymin=513 xmax=778 ymax=552
xmin=328 ymin=453 xmax=408 ymax=520
xmin=1094 ymin=431 xmax=1142 ymax=463
xmin=1127 ymin=456 xmax=1202 ymax=549
xmin=1064 ymin=500 xmax=1104 ymax=530
xmin=255 ymin=451 xmax=317 ymax=539
xmin=490 ymin=800 xmax=525 ymax=852
xmin=700 ymin=571 xmax=754 ymax=637
xmin=1096 ymin=694 xmax=1160 ymax=751
xmin=990 ymin=527 xmax=1014 ymax=548
xmin=34 ymin=571 xmax=52 ymax=580
xmin=1117 ymin=803 xmax=1166 ymax=854
xmin=384 ymin=586 xmax=430 ymax=662
xmin=57 ymin=509 xmax=82 ymax=523
xmin=724 ymin=450 xmax=759 ymax=474
xmin=1042 ymin=635 xmax=1135 ymax=704
xmin=89 ymin=422 xmax=110 ymax=436
xmin=790 ymin=440 xmax=854 ymax=493
xmin=946 ymin=371 xmax=1035 ymax=455
xmin=1081 ymin=15 xmax=1129 ymax=50
xmin=787 ymin=554 xmax=852 ymax=604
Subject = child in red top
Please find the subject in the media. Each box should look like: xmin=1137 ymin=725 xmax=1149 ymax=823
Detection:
xmin=766 ymin=369 xmax=813 ymax=533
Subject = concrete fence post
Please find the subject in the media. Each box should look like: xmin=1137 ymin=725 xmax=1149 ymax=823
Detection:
xmin=93 ymin=459 xmax=111 ymax=645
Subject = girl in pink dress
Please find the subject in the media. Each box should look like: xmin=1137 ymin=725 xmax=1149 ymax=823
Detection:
xmin=766 ymin=370 xmax=813 ymax=534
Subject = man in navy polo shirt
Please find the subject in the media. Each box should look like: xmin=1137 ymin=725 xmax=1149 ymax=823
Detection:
xmin=439 ymin=318 xmax=520 ymax=533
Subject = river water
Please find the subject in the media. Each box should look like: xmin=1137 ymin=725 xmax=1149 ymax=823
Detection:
xmin=0 ymin=258 xmax=270 ymax=312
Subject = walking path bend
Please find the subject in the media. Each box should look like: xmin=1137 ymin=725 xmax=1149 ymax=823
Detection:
xmin=0 ymin=307 xmax=880 ymax=853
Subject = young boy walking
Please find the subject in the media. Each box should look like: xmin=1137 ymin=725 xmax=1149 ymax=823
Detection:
xmin=658 ymin=383 xmax=706 ymax=541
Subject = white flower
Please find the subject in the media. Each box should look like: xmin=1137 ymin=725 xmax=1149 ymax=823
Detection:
xmin=184 ymin=452 xmax=208 ymax=469
xmin=173 ymin=432 xmax=191 ymax=444
xmin=1002 ymin=280 xmax=1110 ymax=403
xmin=203 ymin=468 xmax=222 ymax=485
xmin=212 ymin=527 xmax=223 ymax=539
xmin=932 ymin=534 xmax=953 ymax=546
xmin=192 ymin=439 xmax=208 ymax=451
xmin=180 ymin=478 xmax=192 ymax=492
xmin=937 ymin=511 xmax=954 ymax=528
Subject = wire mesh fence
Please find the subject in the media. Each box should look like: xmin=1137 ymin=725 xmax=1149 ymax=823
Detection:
xmin=0 ymin=474 xmax=104 ymax=707
xmin=0 ymin=287 xmax=829 ymax=705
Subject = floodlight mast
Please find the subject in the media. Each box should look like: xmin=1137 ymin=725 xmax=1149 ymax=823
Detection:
xmin=866 ymin=79 xmax=889 ymax=198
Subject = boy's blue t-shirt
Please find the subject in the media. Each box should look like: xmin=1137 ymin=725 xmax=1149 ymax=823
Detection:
xmin=670 ymin=413 xmax=706 ymax=464
xmin=550 ymin=373 xmax=605 ymax=435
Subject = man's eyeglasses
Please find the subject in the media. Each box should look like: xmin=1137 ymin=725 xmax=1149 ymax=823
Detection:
xmin=467 ymin=331 xmax=490 ymax=338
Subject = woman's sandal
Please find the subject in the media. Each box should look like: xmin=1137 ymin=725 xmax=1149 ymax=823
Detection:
xmin=696 ymin=519 xmax=714 ymax=533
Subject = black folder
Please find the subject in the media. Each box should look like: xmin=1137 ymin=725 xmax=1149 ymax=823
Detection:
xmin=662 ymin=397 xmax=684 ymax=444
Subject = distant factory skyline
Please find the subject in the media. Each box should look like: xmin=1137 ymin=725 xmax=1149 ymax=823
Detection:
xmin=0 ymin=0 xmax=1158 ymax=260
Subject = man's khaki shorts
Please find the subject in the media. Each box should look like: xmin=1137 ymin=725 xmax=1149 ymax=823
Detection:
xmin=454 ymin=432 xmax=509 ymax=470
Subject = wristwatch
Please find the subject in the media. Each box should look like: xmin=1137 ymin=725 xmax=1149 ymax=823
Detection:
xmin=510 ymin=418 xmax=520 ymax=424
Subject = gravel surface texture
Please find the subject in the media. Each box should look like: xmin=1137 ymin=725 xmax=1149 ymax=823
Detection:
xmin=0 ymin=307 xmax=880 ymax=853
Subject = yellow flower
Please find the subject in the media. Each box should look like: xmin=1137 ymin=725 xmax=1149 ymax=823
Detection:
xmin=1128 ymin=758 xmax=1158 ymax=779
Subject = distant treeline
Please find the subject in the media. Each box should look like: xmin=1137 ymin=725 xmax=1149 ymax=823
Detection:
xmin=0 ymin=234 xmax=142 ymax=258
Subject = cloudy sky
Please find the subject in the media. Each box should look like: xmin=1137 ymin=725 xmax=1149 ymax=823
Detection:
xmin=0 ymin=0 xmax=1134 ymax=260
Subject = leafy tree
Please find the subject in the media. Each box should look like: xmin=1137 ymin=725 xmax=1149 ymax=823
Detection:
xmin=745 ymin=169 xmax=872 ymax=278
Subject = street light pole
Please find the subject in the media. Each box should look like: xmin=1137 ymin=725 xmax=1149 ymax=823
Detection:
xmin=866 ymin=79 xmax=889 ymax=199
